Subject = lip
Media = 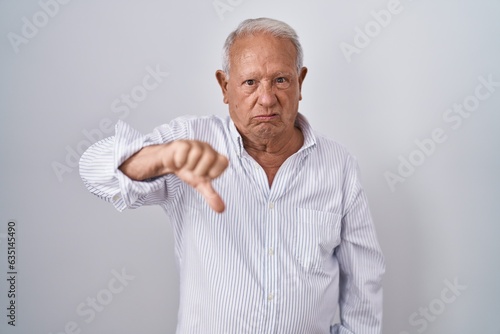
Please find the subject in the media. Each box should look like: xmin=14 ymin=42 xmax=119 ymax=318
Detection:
xmin=254 ymin=114 xmax=278 ymax=121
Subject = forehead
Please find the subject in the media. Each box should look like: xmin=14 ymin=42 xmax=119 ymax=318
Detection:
xmin=229 ymin=32 xmax=297 ymax=75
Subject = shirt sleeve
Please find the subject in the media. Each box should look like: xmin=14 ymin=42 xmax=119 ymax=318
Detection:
xmin=79 ymin=118 xmax=190 ymax=212
xmin=332 ymin=156 xmax=385 ymax=334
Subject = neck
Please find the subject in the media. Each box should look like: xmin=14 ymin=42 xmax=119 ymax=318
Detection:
xmin=242 ymin=125 xmax=304 ymax=186
xmin=243 ymin=126 xmax=303 ymax=158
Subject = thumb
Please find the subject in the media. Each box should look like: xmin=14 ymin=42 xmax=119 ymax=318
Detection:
xmin=196 ymin=181 xmax=225 ymax=213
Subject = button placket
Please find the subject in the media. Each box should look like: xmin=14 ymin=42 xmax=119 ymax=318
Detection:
xmin=264 ymin=198 xmax=278 ymax=333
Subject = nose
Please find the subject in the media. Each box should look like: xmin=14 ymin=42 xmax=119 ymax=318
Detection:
xmin=257 ymin=81 xmax=277 ymax=107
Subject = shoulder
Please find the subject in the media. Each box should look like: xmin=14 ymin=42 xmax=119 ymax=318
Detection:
xmin=166 ymin=114 xmax=224 ymax=130
xmin=297 ymin=113 xmax=352 ymax=160
xmin=312 ymin=131 xmax=355 ymax=165
xmin=165 ymin=115 xmax=232 ymax=153
xmin=180 ymin=115 xmax=229 ymax=141
xmin=308 ymin=132 xmax=364 ymax=206
xmin=182 ymin=114 xmax=226 ymax=130
xmin=315 ymin=132 xmax=350 ymax=154
xmin=297 ymin=113 xmax=356 ymax=169
xmin=148 ymin=114 xmax=229 ymax=145
xmin=158 ymin=114 xmax=228 ymax=137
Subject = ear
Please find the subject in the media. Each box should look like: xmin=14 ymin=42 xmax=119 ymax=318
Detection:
xmin=298 ymin=67 xmax=308 ymax=101
xmin=216 ymin=70 xmax=229 ymax=104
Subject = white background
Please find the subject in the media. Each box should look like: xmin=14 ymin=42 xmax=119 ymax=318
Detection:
xmin=1 ymin=0 xmax=499 ymax=333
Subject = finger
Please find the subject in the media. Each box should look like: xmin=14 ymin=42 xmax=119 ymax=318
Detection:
xmin=208 ymin=154 xmax=229 ymax=179
xmin=196 ymin=181 xmax=225 ymax=213
xmin=193 ymin=148 xmax=217 ymax=177
xmin=184 ymin=143 xmax=203 ymax=170
xmin=171 ymin=141 xmax=190 ymax=170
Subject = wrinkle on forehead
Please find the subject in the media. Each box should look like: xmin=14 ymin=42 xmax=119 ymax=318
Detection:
xmin=229 ymin=33 xmax=297 ymax=78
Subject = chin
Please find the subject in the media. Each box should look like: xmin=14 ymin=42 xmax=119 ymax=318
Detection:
xmin=252 ymin=123 xmax=283 ymax=139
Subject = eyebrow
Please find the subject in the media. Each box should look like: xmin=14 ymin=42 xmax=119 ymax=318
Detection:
xmin=238 ymin=71 xmax=294 ymax=79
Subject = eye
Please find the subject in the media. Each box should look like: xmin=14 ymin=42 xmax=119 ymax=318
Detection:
xmin=244 ymin=79 xmax=256 ymax=86
xmin=275 ymin=77 xmax=290 ymax=88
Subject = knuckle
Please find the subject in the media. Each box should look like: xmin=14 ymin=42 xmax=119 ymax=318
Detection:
xmin=174 ymin=140 xmax=191 ymax=155
xmin=219 ymin=154 xmax=229 ymax=167
xmin=178 ymin=139 xmax=191 ymax=149
xmin=189 ymin=145 xmax=203 ymax=159
xmin=205 ymin=150 xmax=217 ymax=164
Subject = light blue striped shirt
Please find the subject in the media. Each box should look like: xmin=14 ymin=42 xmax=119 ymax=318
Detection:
xmin=79 ymin=113 xmax=385 ymax=334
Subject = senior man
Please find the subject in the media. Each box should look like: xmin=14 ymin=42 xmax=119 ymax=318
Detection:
xmin=80 ymin=17 xmax=385 ymax=334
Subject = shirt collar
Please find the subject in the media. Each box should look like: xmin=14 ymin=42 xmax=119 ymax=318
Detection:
xmin=295 ymin=112 xmax=317 ymax=153
xmin=227 ymin=112 xmax=317 ymax=158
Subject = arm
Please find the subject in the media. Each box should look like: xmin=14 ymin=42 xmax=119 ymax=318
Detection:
xmin=79 ymin=119 xmax=228 ymax=212
xmin=332 ymin=157 xmax=385 ymax=334
xmin=119 ymin=140 xmax=228 ymax=212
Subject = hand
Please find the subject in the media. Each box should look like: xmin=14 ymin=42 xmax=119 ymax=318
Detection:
xmin=119 ymin=140 xmax=229 ymax=213
xmin=164 ymin=140 xmax=229 ymax=213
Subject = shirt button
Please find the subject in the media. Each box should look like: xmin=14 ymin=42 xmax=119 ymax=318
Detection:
xmin=267 ymin=293 xmax=274 ymax=301
xmin=268 ymin=248 xmax=274 ymax=256
xmin=112 ymin=194 xmax=121 ymax=201
xmin=268 ymin=202 xmax=274 ymax=209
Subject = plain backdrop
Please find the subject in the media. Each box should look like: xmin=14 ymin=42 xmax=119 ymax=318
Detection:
xmin=1 ymin=1 xmax=499 ymax=333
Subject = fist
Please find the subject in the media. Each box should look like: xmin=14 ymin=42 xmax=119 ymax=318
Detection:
xmin=165 ymin=140 xmax=229 ymax=213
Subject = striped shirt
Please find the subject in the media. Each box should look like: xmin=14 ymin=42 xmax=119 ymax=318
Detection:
xmin=79 ymin=113 xmax=385 ymax=334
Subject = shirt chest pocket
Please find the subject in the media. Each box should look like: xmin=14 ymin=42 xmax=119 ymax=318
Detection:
xmin=294 ymin=208 xmax=342 ymax=271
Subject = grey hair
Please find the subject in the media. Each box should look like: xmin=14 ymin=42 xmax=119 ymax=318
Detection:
xmin=221 ymin=17 xmax=304 ymax=77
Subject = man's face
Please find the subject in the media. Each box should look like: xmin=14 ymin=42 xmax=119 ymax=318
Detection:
xmin=216 ymin=33 xmax=307 ymax=142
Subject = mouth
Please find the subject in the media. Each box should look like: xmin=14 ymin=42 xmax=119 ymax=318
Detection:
xmin=254 ymin=113 xmax=279 ymax=121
